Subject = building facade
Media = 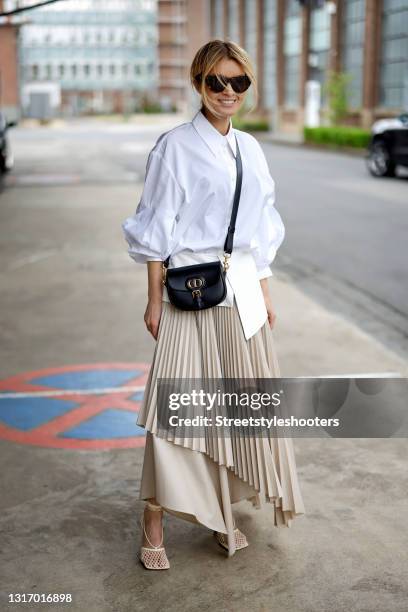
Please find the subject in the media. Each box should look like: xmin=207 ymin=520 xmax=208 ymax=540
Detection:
xmin=157 ymin=0 xmax=210 ymax=113
xmin=0 ymin=0 xmax=21 ymax=121
xmin=208 ymin=0 xmax=408 ymax=132
xmin=4 ymin=0 xmax=158 ymax=116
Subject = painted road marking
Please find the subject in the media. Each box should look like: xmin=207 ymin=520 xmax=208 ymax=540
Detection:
xmin=0 ymin=386 xmax=146 ymax=399
xmin=0 ymin=363 xmax=150 ymax=450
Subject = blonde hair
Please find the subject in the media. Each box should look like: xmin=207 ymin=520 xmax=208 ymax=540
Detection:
xmin=190 ymin=39 xmax=258 ymax=119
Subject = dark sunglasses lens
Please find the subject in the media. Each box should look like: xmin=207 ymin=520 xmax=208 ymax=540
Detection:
xmin=205 ymin=75 xmax=227 ymax=92
xmin=230 ymin=75 xmax=251 ymax=93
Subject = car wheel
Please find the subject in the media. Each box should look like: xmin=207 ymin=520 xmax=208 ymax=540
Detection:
xmin=366 ymin=141 xmax=396 ymax=177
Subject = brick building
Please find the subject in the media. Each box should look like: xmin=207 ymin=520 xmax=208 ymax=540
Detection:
xmin=207 ymin=0 xmax=408 ymax=133
xmin=0 ymin=0 xmax=21 ymax=121
xmin=157 ymin=0 xmax=210 ymax=113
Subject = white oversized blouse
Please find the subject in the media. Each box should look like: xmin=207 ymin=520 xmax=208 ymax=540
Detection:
xmin=122 ymin=109 xmax=285 ymax=340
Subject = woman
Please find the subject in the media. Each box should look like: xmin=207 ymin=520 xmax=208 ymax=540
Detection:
xmin=122 ymin=40 xmax=306 ymax=570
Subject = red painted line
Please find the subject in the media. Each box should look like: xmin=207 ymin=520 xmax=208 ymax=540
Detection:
xmin=0 ymin=362 xmax=151 ymax=390
xmin=0 ymin=422 xmax=146 ymax=450
xmin=0 ymin=362 xmax=151 ymax=451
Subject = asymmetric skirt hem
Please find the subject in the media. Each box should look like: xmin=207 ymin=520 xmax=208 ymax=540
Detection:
xmin=137 ymin=299 xmax=306 ymax=555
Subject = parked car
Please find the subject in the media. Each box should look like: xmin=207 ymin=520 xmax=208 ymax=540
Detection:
xmin=366 ymin=112 xmax=408 ymax=177
xmin=0 ymin=112 xmax=16 ymax=174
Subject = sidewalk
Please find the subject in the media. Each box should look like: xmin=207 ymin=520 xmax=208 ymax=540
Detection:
xmin=1 ymin=179 xmax=407 ymax=611
xmin=271 ymin=273 xmax=408 ymax=377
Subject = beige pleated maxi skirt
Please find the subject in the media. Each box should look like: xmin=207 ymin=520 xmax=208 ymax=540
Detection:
xmin=137 ymin=296 xmax=306 ymax=556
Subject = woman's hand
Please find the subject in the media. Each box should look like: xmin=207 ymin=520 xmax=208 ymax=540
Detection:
xmin=263 ymin=295 xmax=277 ymax=329
xmin=145 ymin=261 xmax=164 ymax=340
xmin=144 ymin=298 xmax=163 ymax=340
xmin=259 ymin=277 xmax=276 ymax=329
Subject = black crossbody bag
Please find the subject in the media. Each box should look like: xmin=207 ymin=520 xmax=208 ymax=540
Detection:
xmin=162 ymin=137 xmax=243 ymax=311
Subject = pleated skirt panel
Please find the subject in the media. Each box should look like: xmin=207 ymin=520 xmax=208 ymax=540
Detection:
xmin=137 ymin=298 xmax=306 ymax=556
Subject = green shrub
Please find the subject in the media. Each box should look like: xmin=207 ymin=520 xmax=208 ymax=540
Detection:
xmin=232 ymin=117 xmax=269 ymax=132
xmin=322 ymin=71 xmax=353 ymax=125
xmin=304 ymin=126 xmax=370 ymax=148
xmin=143 ymin=102 xmax=164 ymax=114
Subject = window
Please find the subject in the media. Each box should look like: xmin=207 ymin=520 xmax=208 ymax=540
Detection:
xmin=244 ymin=0 xmax=258 ymax=108
xmin=308 ymin=4 xmax=331 ymax=107
xmin=341 ymin=0 xmax=365 ymax=108
xmin=283 ymin=0 xmax=301 ymax=108
xmin=264 ymin=0 xmax=277 ymax=110
xmin=228 ymin=0 xmax=239 ymax=42
xmin=213 ymin=0 xmax=224 ymax=39
xmin=379 ymin=0 xmax=408 ymax=108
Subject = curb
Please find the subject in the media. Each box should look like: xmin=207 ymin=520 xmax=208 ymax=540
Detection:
xmin=254 ymin=132 xmax=367 ymax=158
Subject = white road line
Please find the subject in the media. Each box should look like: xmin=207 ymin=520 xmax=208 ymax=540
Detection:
xmin=0 ymin=374 xmax=402 ymax=400
xmin=0 ymin=386 xmax=145 ymax=399
xmin=298 ymin=373 xmax=402 ymax=378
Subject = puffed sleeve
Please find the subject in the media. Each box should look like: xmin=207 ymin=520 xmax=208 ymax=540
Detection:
xmin=250 ymin=145 xmax=285 ymax=280
xmin=121 ymin=149 xmax=185 ymax=264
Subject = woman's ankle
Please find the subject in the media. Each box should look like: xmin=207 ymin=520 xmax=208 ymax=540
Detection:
xmin=142 ymin=503 xmax=164 ymax=548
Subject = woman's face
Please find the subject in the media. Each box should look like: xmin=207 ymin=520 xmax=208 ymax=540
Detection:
xmin=200 ymin=57 xmax=248 ymax=119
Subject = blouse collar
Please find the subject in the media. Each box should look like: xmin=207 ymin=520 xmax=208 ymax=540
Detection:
xmin=192 ymin=109 xmax=237 ymax=158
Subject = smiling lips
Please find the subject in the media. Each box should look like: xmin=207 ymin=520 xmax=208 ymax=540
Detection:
xmin=218 ymin=98 xmax=237 ymax=106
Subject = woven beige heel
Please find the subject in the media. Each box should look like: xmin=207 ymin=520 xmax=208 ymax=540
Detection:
xmin=213 ymin=526 xmax=249 ymax=552
xmin=139 ymin=502 xmax=170 ymax=570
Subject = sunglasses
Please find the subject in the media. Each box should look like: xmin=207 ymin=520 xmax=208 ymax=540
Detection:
xmin=195 ymin=73 xmax=251 ymax=94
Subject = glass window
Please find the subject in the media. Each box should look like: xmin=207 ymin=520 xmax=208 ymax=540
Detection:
xmin=283 ymin=0 xmax=301 ymax=108
xmin=264 ymin=0 xmax=277 ymax=110
xmin=244 ymin=0 xmax=258 ymax=108
xmin=308 ymin=4 xmax=331 ymax=106
xmin=341 ymin=0 xmax=365 ymax=108
xmin=228 ymin=0 xmax=239 ymax=42
xmin=244 ymin=0 xmax=257 ymax=69
xmin=213 ymin=0 xmax=224 ymax=39
xmin=379 ymin=0 xmax=408 ymax=108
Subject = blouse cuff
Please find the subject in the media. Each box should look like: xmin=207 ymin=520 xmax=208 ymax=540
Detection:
xmin=257 ymin=266 xmax=273 ymax=280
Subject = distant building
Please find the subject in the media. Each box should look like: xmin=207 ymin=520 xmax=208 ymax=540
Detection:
xmin=0 ymin=0 xmax=21 ymax=121
xmin=157 ymin=0 xmax=210 ymax=114
xmin=4 ymin=0 xmax=158 ymax=116
xmin=208 ymin=0 xmax=408 ymax=133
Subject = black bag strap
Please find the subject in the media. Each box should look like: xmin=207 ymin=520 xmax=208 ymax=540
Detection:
xmin=163 ymin=134 xmax=243 ymax=269
xmin=224 ymin=137 xmax=242 ymax=255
